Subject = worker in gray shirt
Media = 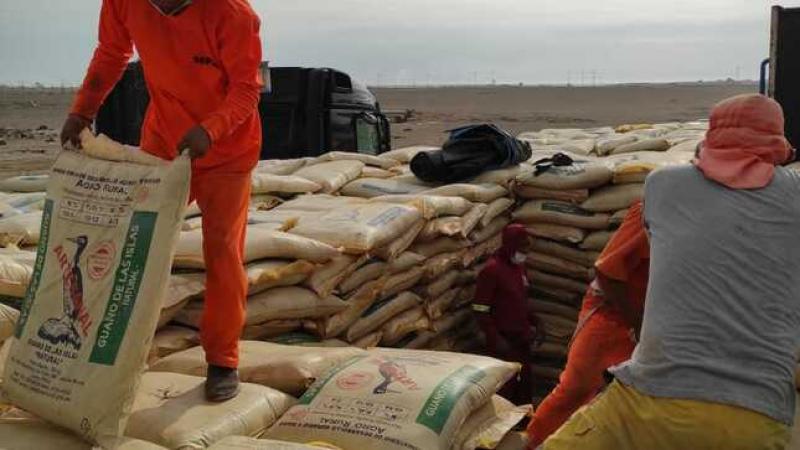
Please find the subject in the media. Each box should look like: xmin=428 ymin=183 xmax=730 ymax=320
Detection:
xmin=543 ymin=94 xmax=799 ymax=450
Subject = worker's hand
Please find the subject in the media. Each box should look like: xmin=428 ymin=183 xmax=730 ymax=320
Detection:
xmin=60 ymin=114 xmax=91 ymax=149
xmin=177 ymin=125 xmax=212 ymax=160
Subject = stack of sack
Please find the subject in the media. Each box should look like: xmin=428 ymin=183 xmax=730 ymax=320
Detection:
xmin=159 ymin=146 xmax=520 ymax=359
xmin=511 ymin=121 xmax=705 ymax=398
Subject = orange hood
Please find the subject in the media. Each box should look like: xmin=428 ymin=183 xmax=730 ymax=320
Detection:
xmin=695 ymin=94 xmax=792 ymax=189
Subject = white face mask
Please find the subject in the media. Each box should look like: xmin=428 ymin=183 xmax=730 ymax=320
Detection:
xmin=512 ymin=252 xmax=527 ymax=264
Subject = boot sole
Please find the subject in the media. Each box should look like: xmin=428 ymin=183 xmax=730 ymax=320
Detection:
xmin=205 ymin=384 xmax=241 ymax=403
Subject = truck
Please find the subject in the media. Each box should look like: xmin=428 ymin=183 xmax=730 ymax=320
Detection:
xmin=764 ymin=5 xmax=800 ymax=149
xmin=94 ymin=64 xmax=391 ymax=159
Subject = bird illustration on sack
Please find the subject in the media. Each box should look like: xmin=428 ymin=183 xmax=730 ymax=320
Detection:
xmin=371 ymin=357 xmax=421 ymax=394
xmin=37 ymin=235 xmax=93 ymax=350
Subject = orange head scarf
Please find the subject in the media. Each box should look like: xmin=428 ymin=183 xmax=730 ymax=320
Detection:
xmin=695 ymin=94 xmax=793 ymax=189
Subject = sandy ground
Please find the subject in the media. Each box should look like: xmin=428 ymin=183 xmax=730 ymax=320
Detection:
xmin=373 ymin=82 xmax=756 ymax=146
xmin=1 ymin=81 xmax=800 ymax=446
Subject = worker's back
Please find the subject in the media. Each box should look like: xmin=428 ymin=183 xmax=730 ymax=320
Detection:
xmin=612 ymin=164 xmax=800 ymax=426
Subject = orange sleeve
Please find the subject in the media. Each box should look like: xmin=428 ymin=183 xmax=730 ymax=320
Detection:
xmin=595 ymin=200 xmax=649 ymax=282
xmin=200 ymin=9 xmax=263 ymax=145
xmin=70 ymin=0 xmax=134 ymax=120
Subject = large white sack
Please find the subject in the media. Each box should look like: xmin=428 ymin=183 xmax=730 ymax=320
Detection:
xmin=0 ymin=421 xmax=169 ymax=450
xmin=381 ymin=145 xmax=439 ymax=163
xmin=381 ymin=306 xmax=431 ymax=345
xmin=3 ymin=149 xmax=190 ymax=441
xmin=471 ymin=164 xmax=530 ymax=187
xmin=293 ymin=160 xmax=365 ymax=193
xmin=316 ymin=151 xmax=400 ymax=169
xmin=309 ymin=280 xmax=384 ymax=340
xmin=595 ymin=134 xmax=638 ymax=156
xmin=304 ymin=254 xmax=366 ymax=298
xmin=515 ymin=161 xmax=612 ymax=190
xmin=0 ymin=174 xmax=50 ymax=193
xmin=513 ymin=185 xmax=589 ymax=203
xmin=371 ymin=195 xmax=473 ymax=219
xmin=247 ymin=259 xmax=316 ymax=295
xmin=0 ymin=304 xmax=18 ymax=344
xmin=423 ymin=183 xmax=508 ymax=203
xmin=372 ymin=220 xmax=425 ymax=261
xmin=158 ymin=273 xmax=206 ymax=329
xmin=513 ymin=200 xmax=610 ymax=230
xmin=150 ymin=341 xmax=365 ymax=397
xmin=608 ymin=151 xmax=691 ymax=184
xmin=251 ymin=173 xmax=322 ymax=195
xmin=173 ymin=227 xmax=339 ymax=267
xmin=79 ymin=129 xmax=166 ymax=166
xmin=208 ymin=436 xmax=335 ymax=449
xmin=264 ymin=348 xmax=520 ymax=450
xmin=242 ymin=320 xmax=303 ymax=341
xmin=453 ymin=395 xmax=531 ymax=450
xmin=481 ymin=198 xmax=514 ymax=228
xmin=175 ymin=287 xmax=347 ymax=329
xmin=250 ymin=194 xmax=284 ymax=211
xmin=425 ymin=288 xmax=462 ymax=321
xmin=0 ymin=211 xmax=43 ymax=246
xmin=610 ymin=138 xmax=670 ymax=155
xmin=0 ymin=247 xmax=36 ymax=298
xmin=147 ymin=326 xmax=199 ymax=364
xmin=345 ymin=291 xmax=422 ymax=342
xmin=526 ymin=223 xmax=586 ymax=244
xmin=340 ymin=177 xmax=430 ymax=198
xmin=360 ymin=166 xmax=395 ymax=179
xmin=418 ymin=216 xmax=463 ymax=241
xmin=581 ymin=183 xmax=644 ymax=212
xmin=255 ymin=158 xmax=311 ymax=176
xmin=276 ymin=194 xmax=369 ymax=212
xmin=424 ymin=250 xmax=468 ymax=281
xmin=339 ymin=252 xmax=425 ymax=294
xmin=0 ymin=192 xmax=46 ymax=218
xmin=247 ymin=210 xmax=304 ymax=231
xmin=125 ymin=372 xmax=296 ymax=450
xmin=289 ymin=202 xmax=422 ymax=254
xmin=410 ymin=236 xmax=470 ymax=259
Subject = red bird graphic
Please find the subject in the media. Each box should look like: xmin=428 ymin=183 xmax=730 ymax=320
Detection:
xmin=37 ymin=235 xmax=88 ymax=350
xmin=373 ymin=360 xmax=407 ymax=394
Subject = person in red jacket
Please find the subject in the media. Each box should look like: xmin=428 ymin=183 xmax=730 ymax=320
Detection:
xmin=474 ymin=223 xmax=535 ymax=405
xmin=60 ymin=0 xmax=263 ymax=401
xmin=526 ymin=201 xmax=648 ymax=448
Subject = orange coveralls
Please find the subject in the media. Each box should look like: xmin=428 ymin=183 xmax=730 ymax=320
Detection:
xmin=71 ymin=0 xmax=263 ymax=368
xmin=527 ymin=201 xmax=649 ymax=448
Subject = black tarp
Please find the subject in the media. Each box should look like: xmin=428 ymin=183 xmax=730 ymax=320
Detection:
xmin=410 ymin=124 xmax=532 ymax=183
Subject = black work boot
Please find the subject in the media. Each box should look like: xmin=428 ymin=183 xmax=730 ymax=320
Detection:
xmin=205 ymin=365 xmax=240 ymax=402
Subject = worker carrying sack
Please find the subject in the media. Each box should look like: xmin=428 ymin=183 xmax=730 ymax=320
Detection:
xmin=411 ymin=124 xmax=532 ymax=183
xmin=2 ymin=145 xmax=190 ymax=442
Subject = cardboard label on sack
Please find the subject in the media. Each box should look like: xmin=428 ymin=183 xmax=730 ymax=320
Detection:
xmin=3 ymin=150 xmax=190 ymax=441
xmin=265 ymin=348 xmax=519 ymax=450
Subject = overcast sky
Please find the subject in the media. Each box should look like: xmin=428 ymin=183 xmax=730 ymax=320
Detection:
xmin=0 ymin=0 xmax=797 ymax=86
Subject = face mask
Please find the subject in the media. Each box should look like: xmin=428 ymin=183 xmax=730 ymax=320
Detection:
xmin=512 ymin=252 xmax=527 ymax=264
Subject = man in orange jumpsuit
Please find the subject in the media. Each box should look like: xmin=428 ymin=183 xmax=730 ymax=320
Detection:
xmin=526 ymin=200 xmax=648 ymax=448
xmin=60 ymin=0 xmax=263 ymax=401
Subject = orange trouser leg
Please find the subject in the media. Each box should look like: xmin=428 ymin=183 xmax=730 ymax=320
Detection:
xmin=191 ymin=170 xmax=251 ymax=369
xmin=527 ymin=312 xmax=635 ymax=448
